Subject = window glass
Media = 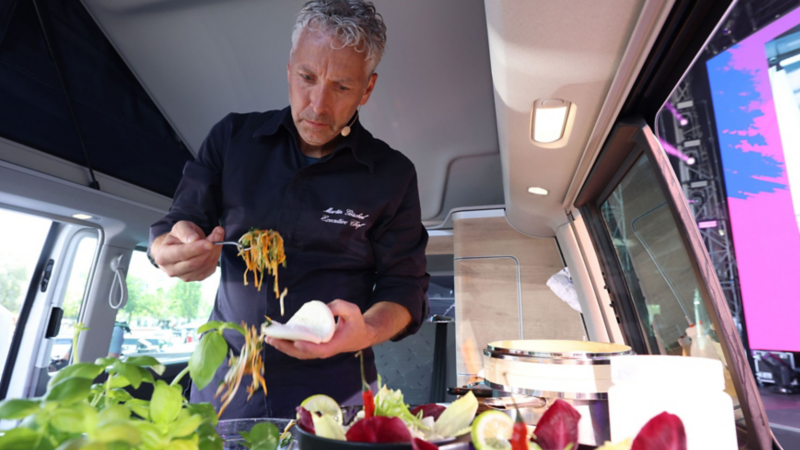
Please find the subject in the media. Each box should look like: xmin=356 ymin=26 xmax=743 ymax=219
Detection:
xmin=0 ymin=208 xmax=53 ymax=381
xmin=117 ymin=250 xmax=220 ymax=363
xmin=600 ymin=153 xmax=740 ymax=409
xmin=49 ymin=235 xmax=98 ymax=372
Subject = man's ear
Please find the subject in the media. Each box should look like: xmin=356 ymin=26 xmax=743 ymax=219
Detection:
xmin=360 ymin=72 xmax=379 ymax=106
xmin=287 ymin=60 xmax=291 ymax=84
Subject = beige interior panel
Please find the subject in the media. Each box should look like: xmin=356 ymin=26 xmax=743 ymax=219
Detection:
xmin=454 ymin=215 xmax=586 ymax=385
xmin=426 ymin=233 xmax=454 ymax=256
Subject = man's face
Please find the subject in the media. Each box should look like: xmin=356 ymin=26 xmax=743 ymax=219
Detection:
xmin=288 ymin=28 xmax=378 ymax=148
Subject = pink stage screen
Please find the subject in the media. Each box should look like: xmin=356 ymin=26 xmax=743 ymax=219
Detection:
xmin=707 ymin=8 xmax=800 ymax=351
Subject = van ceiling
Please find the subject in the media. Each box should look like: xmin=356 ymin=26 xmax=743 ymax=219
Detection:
xmin=0 ymin=0 xmax=669 ymax=238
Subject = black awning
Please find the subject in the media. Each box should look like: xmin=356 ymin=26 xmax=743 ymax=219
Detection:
xmin=0 ymin=0 xmax=192 ymax=197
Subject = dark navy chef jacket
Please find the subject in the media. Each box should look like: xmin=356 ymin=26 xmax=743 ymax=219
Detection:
xmin=150 ymin=106 xmax=430 ymax=419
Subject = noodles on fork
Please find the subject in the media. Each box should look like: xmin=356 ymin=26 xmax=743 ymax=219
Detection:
xmin=238 ymin=228 xmax=288 ymax=313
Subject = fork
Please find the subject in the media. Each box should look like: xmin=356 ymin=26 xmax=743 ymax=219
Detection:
xmin=212 ymin=241 xmax=252 ymax=251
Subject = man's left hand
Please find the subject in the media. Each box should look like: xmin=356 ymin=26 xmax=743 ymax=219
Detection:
xmin=265 ymin=299 xmax=376 ymax=360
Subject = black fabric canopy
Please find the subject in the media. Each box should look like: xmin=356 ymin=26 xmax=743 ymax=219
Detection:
xmin=0 ymin=0 xmax=192 ymax=197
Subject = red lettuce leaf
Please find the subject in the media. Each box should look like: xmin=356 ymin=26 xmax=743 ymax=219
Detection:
xmin=631 ymin=412 xmax=687 ymax=450
xmin=410 ymin=404 xmax=447 ymax=421
xmin=531 ymin=399 xmax=581 ymax=450
xmin=345 ymin=416 xmax=412 ymax=443
xmin=296 ymin=406 xmax=315 ymax=435
xmin=412 ymin=437 xmax=439 ymax=450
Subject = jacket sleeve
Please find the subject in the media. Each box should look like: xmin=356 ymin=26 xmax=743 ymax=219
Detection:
xmin=149 ymin=115 xmax=232 ymax=244
xmin=368 ymin=169 xmax=430 ymax=341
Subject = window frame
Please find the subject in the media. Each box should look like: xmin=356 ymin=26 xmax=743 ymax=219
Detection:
xmin=575 ymin=117 xmax=773 ymax=450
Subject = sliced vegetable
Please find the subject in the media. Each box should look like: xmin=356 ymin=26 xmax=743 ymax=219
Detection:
xmin=346 ymin=416 xmax=412 ymax=443
xmin=410 ymin=404 xmax=446 ymax=421
xmin=630 ymin=412 xmax=686 ymax=450
xmin=260 ymin=300 xmax=335 ymax=344
xmin=412 ymin=437 xmax=440 ymax=450
xmin=471 ymin=410 xmax=514 ymax=450
xmin=311 ymin=414 xmax=347 ymax=441
xmin=296 ymin=407 xmax=315 ymax=434
xmin=530 ymin=399 xmax=580 ymax=450
xmin=432 ymin=391 xmax=478 ymax=438
xmin=300 ymin=395 xmax=342 ymax=425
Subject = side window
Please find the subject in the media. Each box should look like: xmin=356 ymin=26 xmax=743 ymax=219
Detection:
xmin=49 ymin=234 xmax=98 ymax=372
xmin=0 ymin=208 xmax=53 ymax=381
xmin=116 ymin=250 xmax=220 ymax=362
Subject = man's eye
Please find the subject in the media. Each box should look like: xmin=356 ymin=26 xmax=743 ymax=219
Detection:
xmin=300 ymin=74 xmax=312 ymax=81
xmin=338 ymin=85 xmax=349 ymax=91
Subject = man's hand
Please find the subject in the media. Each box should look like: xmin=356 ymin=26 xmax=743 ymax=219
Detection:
xmin=150 ymin=221 xmax=224 ymax=282
xmin=265 ymin=300 xmax=411 ymax=360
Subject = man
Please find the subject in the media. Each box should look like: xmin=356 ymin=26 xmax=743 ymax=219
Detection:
xmin=148 ymin=0 xmax=429 ymax=419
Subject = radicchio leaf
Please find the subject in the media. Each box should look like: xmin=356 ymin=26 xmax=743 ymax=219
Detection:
xmin=296 ymin=406 xmax=315 ymax=434
xmin=410 ymin=404 xmax=447 ymax=421
xmin=345 ymin=416 xmax=412 ymax=443
xmin=412 ymin=437 xmax=439 ymax=450
xmin=631 ymin=412 xmax=687 ymax=450
xmin=531 ymin=399 xmax=581 ymax=450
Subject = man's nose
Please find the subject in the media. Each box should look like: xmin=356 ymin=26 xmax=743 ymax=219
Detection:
xmin=309 ymin=85 xmax=334 ymax=116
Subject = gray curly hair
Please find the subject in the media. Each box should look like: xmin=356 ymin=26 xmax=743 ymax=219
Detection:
xmin=291 ymin=0 xmax=387 ymax=72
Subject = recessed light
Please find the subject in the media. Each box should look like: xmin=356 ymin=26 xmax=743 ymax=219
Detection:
xmin=779 ymin=53 xmax=800 ymax=68
xmin=73 ymin=213 xmax=93 ymax=220
xmin=527 ymin=187 xmax=549 ymax=196
xmin=532 ymin=99 xmax=570 ymax=144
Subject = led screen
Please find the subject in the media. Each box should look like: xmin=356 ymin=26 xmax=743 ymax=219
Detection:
xmin=707 ymin=8 xmax=800 ymax=351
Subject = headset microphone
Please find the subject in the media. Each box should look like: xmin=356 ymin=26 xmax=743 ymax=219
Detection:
xmin=341 ymin=108 xmax=360 ymax=137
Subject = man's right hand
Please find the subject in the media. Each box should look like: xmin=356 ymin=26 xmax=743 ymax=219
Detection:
xmin=150 ymin=221 xmax=224 ymax=282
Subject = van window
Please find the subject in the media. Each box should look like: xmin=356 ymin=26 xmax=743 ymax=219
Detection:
xmin=0 ymin=208 xmax=53 ymax=381
xmin=48 ymin=234 xmax=98 ymax=372
xmin=600 ymin=153 xmax=740 ymax=408
xmin=116 ymin=250 xmax=220 ymax=362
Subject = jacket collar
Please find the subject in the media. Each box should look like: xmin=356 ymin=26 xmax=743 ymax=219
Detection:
xmin=254 ymin=106 xmax=374 ymax=172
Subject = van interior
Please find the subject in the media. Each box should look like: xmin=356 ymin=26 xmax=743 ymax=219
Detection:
xmin=0 ymin=0 xmax=796 ymax=448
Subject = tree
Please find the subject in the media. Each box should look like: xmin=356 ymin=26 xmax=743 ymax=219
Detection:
xmin=0 ymin=263 xmax=28 ymax=314
xmin=122 ymin=276 xmax=162 ymax=323
xmin=167 ymin=281 xmax=202 ymax=322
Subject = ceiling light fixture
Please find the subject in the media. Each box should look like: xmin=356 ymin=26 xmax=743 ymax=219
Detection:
xmin=527 ymin=187 xmax=549 ymax=196
xmin=779 ymin=53 xmax=800 ymax=68
xmin=73 ymin=213 xmax=93 ymax=220
xmin=531 ymin=98 xmax=570 ymax=144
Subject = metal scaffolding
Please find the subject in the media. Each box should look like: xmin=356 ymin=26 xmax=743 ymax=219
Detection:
xmin=657 ymin=77 xmax=745 ymax=335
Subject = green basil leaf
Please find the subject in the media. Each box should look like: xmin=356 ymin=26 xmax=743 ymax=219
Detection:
xmin=93 ymin=421 xmax=141 ymax=446
xmin=124 ymin=356 xmax=166 ymax=376
xmin=150 ymin=380 xmax=183 ymax=424
xmin=48 ymin=363 xmax=104 ymax=390
xmin=137 ymin=367 xmax=155 ymax=385
xmin=78 ymin=403 xmax=99 ymax=432
xmin=107 ymin=389 xmax=132 ymax=404
xmin=46 ymin=378 xmax=93 ymax=404
xmin=240 ymin=422 xmax=279 ymax=450
xmin=111 ymin=361 xmax=142 ymax=389
xmin=98 ymin=404 xmax=130 ymax=425
xmin=169 ymin=435 xmax=199 ymax=450
xmin=186 ymin=402 xmax=218 ymax=427
xmin=54 ymin=439 xmax=108 ymax=450
xmin=107 ymin=376 xmax=130 ymax=390
xmin=169 ymin=412 xmax=203 ymax=439
xmin=94 ymin=357 xmax=116 ymax=368
xmin=0 ymin=427 xmax=41 ymax=450
xmin=219 ymin=322 xmax=247 ymax=336
xmin=126 ymin=399 xmax=150 ymax=420
xmin=197 ymin=321 xmax=222 ymax=334
xmin=197 ymin=422 xmax=223 ymax=450
xmin=50 ymin=407 xmax=89 ymax=434
xmin=0 ymin=399 xmax=40 ymax=420
xmin=188 ymin=332 xmax=227 ymax=391
xmin=133 ymin=421 xmax=167 ymax=449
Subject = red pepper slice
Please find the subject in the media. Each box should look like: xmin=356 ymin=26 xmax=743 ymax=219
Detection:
xmin=356 ymin=351 xmax=375 ymax=418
